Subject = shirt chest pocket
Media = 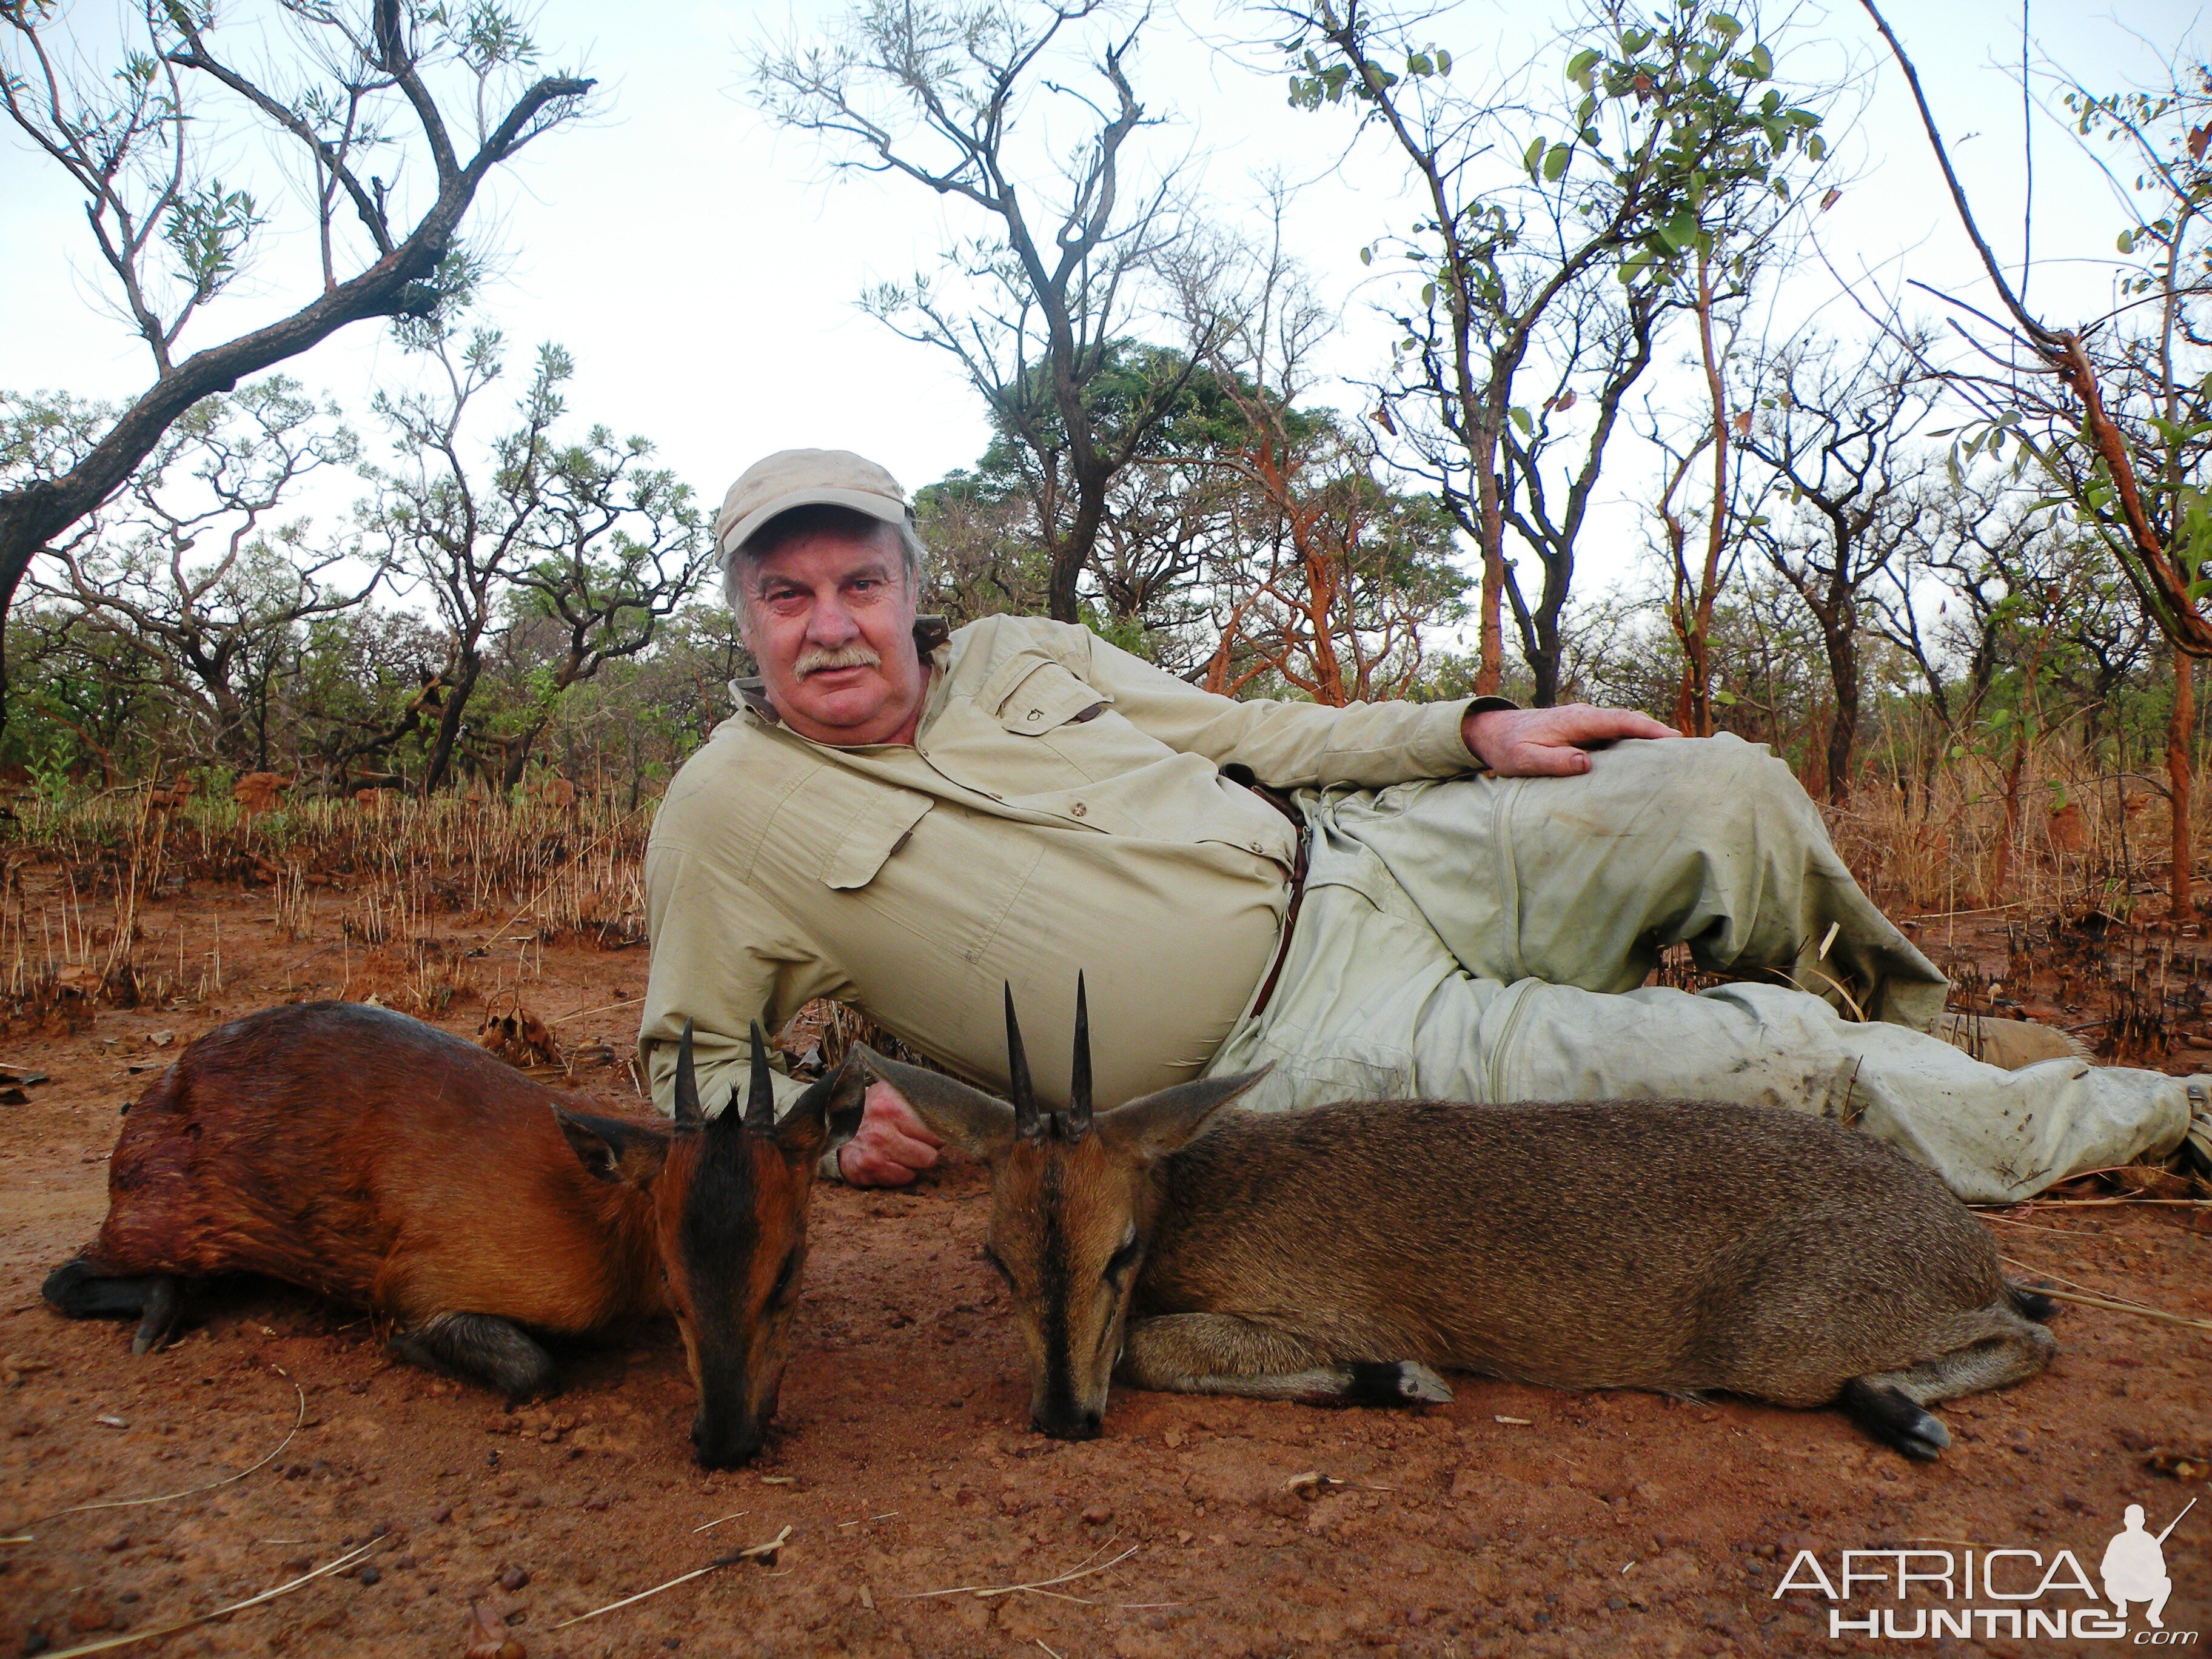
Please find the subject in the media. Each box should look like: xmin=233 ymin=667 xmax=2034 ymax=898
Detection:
xmin=779 ymin=773 xmax=934 ymax=891
xmin=991 ymin=656 xmax=1111 ymax=736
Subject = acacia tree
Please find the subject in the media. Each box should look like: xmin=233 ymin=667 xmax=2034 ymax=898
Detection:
xmin=30 ymin=380 xmax=376 ymax=768
xmin=751 ymin=1 xmax=1219 ymax=623
xmin=1278 ymin=0 xmax=1826 ymax=696
xmin=0 ymin=0 xmax=592 ymax=720
xmin=365 ymin=335 xmax=707 ymax=794
xmin=1737 ymin=330 xmax=1941 ymax=802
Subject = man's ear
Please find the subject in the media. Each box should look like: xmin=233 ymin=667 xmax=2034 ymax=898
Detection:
xmin=852 ymin=1045 xmax=1018 ymax=1158
xmin=1096 ymin=1067 xmax=1270 ymax=1162
xmin=775 ymin=1052 xmax=871 ymax=1165
xmin=555 ymin=1107 xmax=672 ymax=1188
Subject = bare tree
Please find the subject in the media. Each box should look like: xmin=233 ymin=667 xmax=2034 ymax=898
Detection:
xmin=751 ymin=0 xmax=1218 ymax=622
xmin=1738 ymin=330 xmax=1942 ymax=803
xmin=30 ymin=380 xmax=375 ymax=767
xmin=1498 ymin=281 xmax=1661 ymax=705
xmin=0 ymin=0 xmax=592 ymax=722
xmin=364 ymin=335 xmax=706 ymax=795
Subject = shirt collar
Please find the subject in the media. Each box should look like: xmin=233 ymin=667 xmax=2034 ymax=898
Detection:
xmin=732 ymin=614 xmax=950 ymax=728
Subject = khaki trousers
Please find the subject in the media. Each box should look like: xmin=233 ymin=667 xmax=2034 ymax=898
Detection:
xmin=1204 ymin=734 xmax=2190 ymax=1204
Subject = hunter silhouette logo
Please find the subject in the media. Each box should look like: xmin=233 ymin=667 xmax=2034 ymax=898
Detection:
xmin=1772 ymin=1497 xmax=2200 ymax=1641
xmin=2104 ymin=1500 xmax=2193 ymax=1631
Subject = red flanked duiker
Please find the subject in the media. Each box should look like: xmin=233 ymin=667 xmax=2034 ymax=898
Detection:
xmin=44 ymin=1002 xmax=863 ymax=1469
xmin=859 ymin=979 xmax=2057 ymax=1462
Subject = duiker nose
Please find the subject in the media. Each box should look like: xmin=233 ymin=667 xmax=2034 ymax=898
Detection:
xmin=691 ymin=1414 xmax=765 ymax=1470
xmin=1032 ymin=1408 xmax=1102 ymax=1442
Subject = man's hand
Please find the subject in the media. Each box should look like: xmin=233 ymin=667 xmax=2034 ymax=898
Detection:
xmin=1463 ymin=702 xmax=1681 ymax=777
xmin=837 ymin=1077 xmax=944 ymax=1186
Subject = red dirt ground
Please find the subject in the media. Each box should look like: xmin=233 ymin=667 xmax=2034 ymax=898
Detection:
xmin=2 ymin=889 xmax=2210 ymax=1658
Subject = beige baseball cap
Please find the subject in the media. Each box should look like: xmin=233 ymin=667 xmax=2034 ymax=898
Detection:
xmin=714 ymin=448 xmax=910 ymax=562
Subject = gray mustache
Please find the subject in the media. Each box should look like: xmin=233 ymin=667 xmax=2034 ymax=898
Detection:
xmin=794 ymin=643 xmax=882 ymax=678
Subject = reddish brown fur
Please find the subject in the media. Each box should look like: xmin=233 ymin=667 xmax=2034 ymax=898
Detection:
xmin=85 ymin=1003 xmax=666 ymax=1336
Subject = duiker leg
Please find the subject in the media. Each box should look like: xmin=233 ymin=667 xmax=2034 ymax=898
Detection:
xmin=1841 ymin=1313 xmax=2057 ymax=1460
xmin=43 ymin=1259 xmax=187 ymax=1353
xmin=390 ymin=1312 xmax=554 ymax=1398
xmin=1120 ymin=1314 xmax=1452 ymax=1407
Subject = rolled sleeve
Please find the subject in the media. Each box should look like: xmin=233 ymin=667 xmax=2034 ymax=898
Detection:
xmin=1072 ymin=626 xmax=1494 ymax=789
xmin=638 ymin=830 xmax=841 ymax=1122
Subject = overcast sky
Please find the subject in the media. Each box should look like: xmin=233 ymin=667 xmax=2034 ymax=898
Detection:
xmin=4 ymin=0 xmax=2205 ymax=612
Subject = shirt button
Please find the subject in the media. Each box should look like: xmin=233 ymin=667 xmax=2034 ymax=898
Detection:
xmin=1071 ymin=802 xmax=1088 ymax=817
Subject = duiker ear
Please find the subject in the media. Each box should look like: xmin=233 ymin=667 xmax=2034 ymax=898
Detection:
xmin=852 ymin=1045 xmax=1018 ymax=1158
xmin=555 ymin=1107 xmax=672 ymax=1187
xmin=775 ymin=1051 xmax=871 ymax=1164
xmin=1096 ymin=1067 xmax=1271 ymax=1162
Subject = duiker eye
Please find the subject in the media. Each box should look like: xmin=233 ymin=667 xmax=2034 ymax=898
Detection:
xmin=1102 ymin=1232 xmax=1141 ymax=1287
xmin=769 ymin=1250 xmax=801 ymax=1306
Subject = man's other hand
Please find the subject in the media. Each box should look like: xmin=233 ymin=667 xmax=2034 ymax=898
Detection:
xmin=837 ymin=1078 xmax=945 ymax=1186
xmin=1463 ymin=702 xmax=1681 ymax=777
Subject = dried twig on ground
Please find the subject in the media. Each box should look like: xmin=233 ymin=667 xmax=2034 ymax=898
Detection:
xmin=2002 ymin=1261 xmax=2212 ymax=1332
xmin=35 ymin=1540 xmax=380 ymax=1659
xmin=549 ymin=1524 xmax=793 ymax=1629
xmin=14 ymin=1373 xmax=304 ymax=1535
xmin=908 ymin=1540 xmax=1142 ymax=1603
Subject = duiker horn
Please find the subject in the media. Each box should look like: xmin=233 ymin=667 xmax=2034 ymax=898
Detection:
xmin=1065 ymin=971 xmax=1093 ymax=1139
xmin=673 ymin=1018 xmax=704 ymax=1131
xmin=1005 ymin=982 xmax=1042 ymax=1141
xmin=743 ymin=1021 xmax=776 ymax=1132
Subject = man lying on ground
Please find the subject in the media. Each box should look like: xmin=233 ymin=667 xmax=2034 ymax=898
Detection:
xmin=637 ymin=447 xmax=2211 ymax=1205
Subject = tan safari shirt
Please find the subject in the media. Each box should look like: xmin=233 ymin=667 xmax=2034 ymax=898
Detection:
xmin=640 ymin=614 xmax=1483 ymax=1122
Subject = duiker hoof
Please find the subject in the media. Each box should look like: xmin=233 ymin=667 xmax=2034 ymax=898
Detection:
xmin=1346 ymin=1361 xmax=1454 ymax=1407
xmin=1840 ymin=1377 xmax=1952 ymax=1461
xmin=129 ymin=1277 xmax=184 ymax=1355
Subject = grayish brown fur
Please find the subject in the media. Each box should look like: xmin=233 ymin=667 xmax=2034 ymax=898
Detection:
xmin=863 ymin=1026 xmax=2056 ymax=1461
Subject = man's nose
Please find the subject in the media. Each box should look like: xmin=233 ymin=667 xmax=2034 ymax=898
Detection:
xmin=805 ymin=593 xmax=860 ymax=645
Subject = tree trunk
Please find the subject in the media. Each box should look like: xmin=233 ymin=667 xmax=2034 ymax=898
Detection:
xmin=499 ymin=717 xmax=552 ymax=793
xmin=2171 ymin=651 xmax=2195 ymax=922
xmin=1684 ymin=253 xmax=1731 ymax=738
xmin=420 ymin=657 xmax=480 ymax=796
xmin=1823 ymin=625 xmax=1858 ymax=808
xmin=1474 ymin=438 xmax=1504 ymax=695
xmin=1531 ymin=639 xmax=1560 ymax=708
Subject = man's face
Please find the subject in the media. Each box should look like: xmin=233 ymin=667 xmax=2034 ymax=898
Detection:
xmin=739 ymin=521 xmax=926 ymax=746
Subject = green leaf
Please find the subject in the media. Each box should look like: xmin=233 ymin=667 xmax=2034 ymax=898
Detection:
xmin=1566 ymin=46 xmax=1603 ymax=84
xmin=1706 ymin=13 xmax=1743 ymax=40
xmin=1359 ymin=245 xmax=1373 ymax=266
xmin=1524 ymin=135 xmax=1547 ymax=178
xmin=2118 ymin=228 xmax=2137 ymax=253
xmin=1543 ymin=142 xmax=1573 ymax=182
xmin=1510 ymin=406 xmax=1534 ymax=435
xmin=1713 ymin=687 xmax=1738 ymax=706
xmin=1436 ymin=49 xmax=1452 ymax=74
xmin=1657 ymin=207 xmax=1699 ymax=252
xmin=1421 ymin=281 xmax=1436 ymax=305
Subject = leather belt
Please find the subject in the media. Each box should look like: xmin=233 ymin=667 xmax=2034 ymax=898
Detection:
xmin=1243 ymin=781 xmax=1310 ymax=1024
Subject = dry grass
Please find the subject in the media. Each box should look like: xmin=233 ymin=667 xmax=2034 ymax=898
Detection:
xmin=1829 ymin=732 xmax=2202 ymax=923
xmin=2 ymin=786 xmax=650 ymax=1026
